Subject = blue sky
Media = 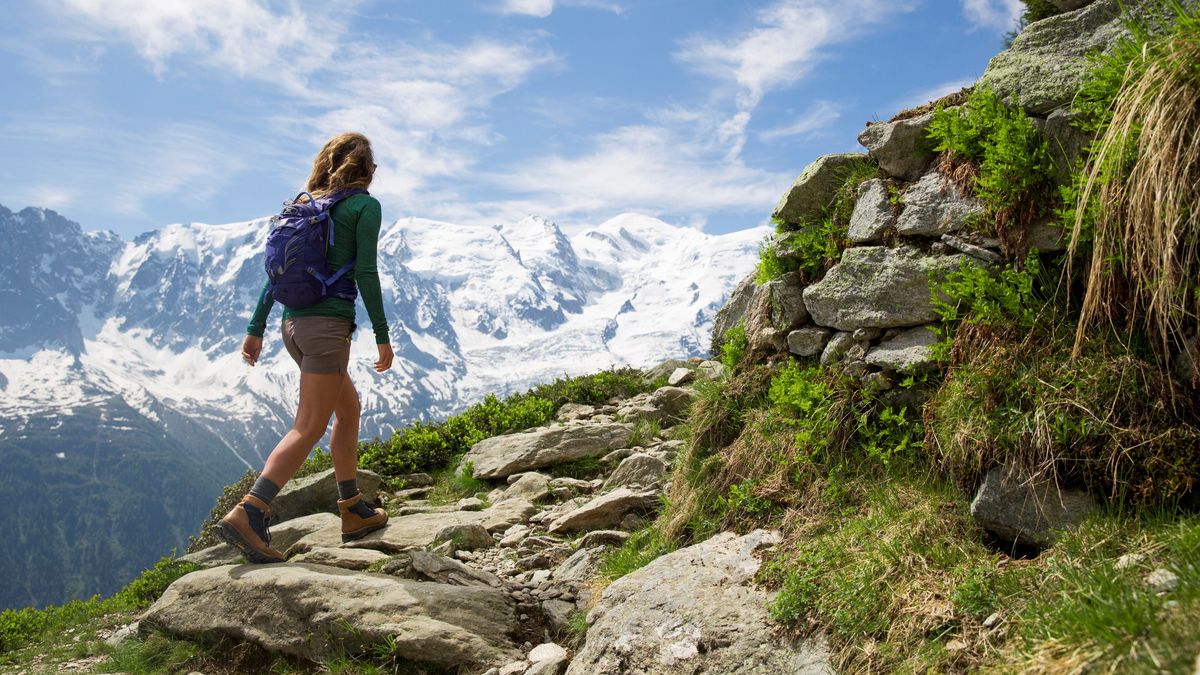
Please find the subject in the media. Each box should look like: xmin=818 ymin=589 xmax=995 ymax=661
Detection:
xmin=0 ymin=0 xmax=1026 ymax=238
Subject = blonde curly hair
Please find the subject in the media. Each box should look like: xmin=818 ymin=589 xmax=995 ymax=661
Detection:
xmin=303 ymin=132 xmax=375 ymax=199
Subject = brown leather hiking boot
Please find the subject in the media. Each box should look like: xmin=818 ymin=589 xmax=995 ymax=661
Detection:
xmin=338 ymin=492 xmax=388 ymax=542
xmin=215 ymin=494 xmax=286 ymax=564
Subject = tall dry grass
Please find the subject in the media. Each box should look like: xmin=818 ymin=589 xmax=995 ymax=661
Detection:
xmin=1069 ymin=24 xmax=1200 ymax=383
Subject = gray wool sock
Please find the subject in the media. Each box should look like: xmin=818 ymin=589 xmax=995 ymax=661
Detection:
xmin=248 ymin=476 xmax=281 ymax=505
xmin=337 ymin=478 xmax=359 ymax=501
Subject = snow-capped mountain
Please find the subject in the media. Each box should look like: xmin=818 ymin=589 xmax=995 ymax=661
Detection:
xmin=0 ymin=202 xmax=765 ymax=609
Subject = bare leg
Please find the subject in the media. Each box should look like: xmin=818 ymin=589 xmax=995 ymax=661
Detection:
xmin=261 ymin=371 xmax=347 ymax=487
xmin=329 ymin=378 xmax=361 ymax=483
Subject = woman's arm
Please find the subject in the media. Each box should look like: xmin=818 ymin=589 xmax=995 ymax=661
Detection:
xmin=353 ymin=198 xmax=391 ymax=346
xmin=243 ymin=279 xmax=274 ymax=365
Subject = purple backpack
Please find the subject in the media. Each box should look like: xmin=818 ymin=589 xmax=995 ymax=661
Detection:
xmin=263 ymin=188 xmax=366 ymax=309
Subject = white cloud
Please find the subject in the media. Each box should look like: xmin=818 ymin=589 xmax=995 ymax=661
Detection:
xmin=48 ymin=1 xmax=559 ymax=217
xmin=759 ymin=100 xmax=841 ymax=141
xmin=675 ymin=0 xmax=913 ymax=111
xmin=495 ymin=0 xmax=555 ymax=17
xmin=961 ymin=0 xmax=1023 ymax=31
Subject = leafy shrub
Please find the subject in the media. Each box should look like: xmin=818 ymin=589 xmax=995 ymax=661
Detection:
xmin=719 ymin=322 xmax=749 ymax=371
xmin=931 ymin=252 xmax=1047 ymax=328
xmin=928 ymin=86 xmax=1055 ymax=221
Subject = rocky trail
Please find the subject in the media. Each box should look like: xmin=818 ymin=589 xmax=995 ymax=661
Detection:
xmin=114 ymin=362 xmax=831 ymax=674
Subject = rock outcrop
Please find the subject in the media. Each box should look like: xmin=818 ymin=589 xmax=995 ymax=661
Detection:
xmin=567 ymin=530 xmax=832 ymax=674
xmin=459 ymin=423 xmax=633 ymax=479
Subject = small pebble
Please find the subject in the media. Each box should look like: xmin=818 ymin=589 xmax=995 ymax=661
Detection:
xmin=1147 ymin=568 xmax=1180 ymax=594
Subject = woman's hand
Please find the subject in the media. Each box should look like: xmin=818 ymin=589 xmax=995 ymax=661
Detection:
xmin=242 ymin=335 xmax=263 ymax=366
xmin=375 ymin=342 xmax=394 ymax=373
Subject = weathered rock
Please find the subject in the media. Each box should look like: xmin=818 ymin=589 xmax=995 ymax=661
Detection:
xmin=541 ymin=599 xmax=576 ymax=632
xmin=394 ymin=472 xmax=435 ymax=488
xmin=978 ymin=0 xmax=1130 ymax=114
xmin=433 ymin=523 xmax=496 ymax=552
xmin=578 ymin=530 xmax=630 ymax=549
xmin=288 ymin=547 xmax=389 ymax=571
xmin=1049 ymin=0 xmax=1094 ymax=10
xmin=602 ymin=453 xmax=668 ymax=490
xmin=142 ymin=564 xmax=520 ymax=666
xmin=456 ymin=497 xmax=486 ymax=512
xmin=271 ymin=469 xmax=384 ymax=523
xmin=667 ymin=367 xmax=694 ymax=386
xmin=767 ymin=272 xmax=810 ymax=331
xmin=696 ymin=360 xmax=727 ymax=381
xmin=865 ymin=325 xmax=940 ymax=372
xmin=394 ymin=487 xmax=432 ymax=501
xmin=711 ymin=274 xmax=756 ymax=354
xmin=788 ymin=326 xmax=834 ymax=358
xmin=941 ymin=234 xmax=1002 ymax=263
xmin=179 ymin=513 xmax=342 ymax=566
xmin=857 ymin=113 xmax=935 ymax=181
xmin=404 ymin=550 xmax=503 ymax=588
xmin=1146 ymin=568 xmax=1180 ymax=594
xmin=567 ymin=531 xmax=831 ymax=675
xmin=291 ymin=500 xmax=535 ymax=554
xmin=643 ymin=358 xmax=691 ymax=385
xmin=499 ymin=524 xmax=532 ymax=548
xmin=819 ymin=331 xmax=857 ymax=366
xmin=1028 ymin=219 xmax=1067 ymax=253
xmin=555 ymin=403 xmax=595 ymax=423
xmin=548 ymin=488 xmax=661 ymax=534
xmin=504 ymin=472 xmax=552 ymax=503
xmin=895 ymin=171 xmax=985 ymax=237
xmin=847 ymin=178 xmax=896 ymax=243
xmin=1036 ymin=107 xmax=1094 ymax=185
xmin=527 ymin=643 xmax=569 ymax=675
xmin=803 ymin=246 xmax=977 ymax=330
xmin=971 ymin=467 xmax=1097 ymax=548
xmin=615 ymin=387 xmax=695 ymax=425
xmin=773 ymin=153 xmax=868 ymax=225
xmin=180 ymin=543 xmax=242 ymax=568
xmin=553 ymin=547 xmax=603 ymax=583
xmin=744 ymin=280 xmax=788 ymax=354
xmin=460 ymin=424 xmax=633 ymax=479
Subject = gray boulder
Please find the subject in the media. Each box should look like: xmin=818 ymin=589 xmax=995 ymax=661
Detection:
xmin=978 ymin=0 xmax=1129 ymax=114
xmin=643 ymin=359 xmax=691 ymax=385
xmin=602 ymin=453 xmax=669 ymax=490
xmin=433 ymin=523 xmax=495 ymax=552
xmin=503 ymin=472 xmax=552 ymax=502
xmin=142 ymin=563 xmax=520 ymax=667
xmin=773 ymin=153 xmax=868 ymax=225
xmin=711 ymin=273 xmax=756 ymax=353
xmin=788 ymin=326 xmax=834 ymax=358
xmin=1049 ymin=0 xmax=1095 ymax=10
xmin=865 ymin=325 xmax=941 ymax=372
xmin=803 ymin=246 xmax=977 ymax=330
xmin=547 ymin=488 xmax=661 ymax=534
xmin=184 ymin=513 xmax=342 ymax=566
xmin=567 ymin=531 xmax=832 ymax=675
xmin=1035 ymin=107 xmax=1094 ymax=185
xmin=615 ymin=387 xmax=695 ymax=425
xmin=271 ymin=469 xmax=384 ymax=523
xmin=667 ymin=367 xmax=694 ymax=386
xmin=553 ymin=546 xmax=604 ymax=583
xmin=397 ymin=550 xmax=504 ymax=588
xmin=847 ymin=179 xmax=896 ymax=243
xmin=971 ymin=467 xmax=1097 ymax=548
xmin=895 ymin=171 xmax=985 ymax=237
xmin=819 ymin=331 xmax=857 ymax=366
xmin=696 ymin=360 xmax=727 ymax=381
xmin=459 ymin=423 xmax=633 ymax=479
xmin=555 ymin=403 xmax=596 ymax=423
xmin=857 ymin=113 xmax=936 ymax=181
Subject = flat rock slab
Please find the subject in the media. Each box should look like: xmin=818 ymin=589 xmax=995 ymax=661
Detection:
xmin=615 ymin=387 xmax=696 ymax=426
xmin=803 ymin=246 xmax=977 ymax=330
xmin=602 ymin=452 xmax=669 ymax=490
xmin=273 ymin=469 xmax=384 ymax=523
xmin=288 ymin=499 xmax=534 ymax=555
xmin=847 ymin=178 xmax=896 ymax=243
xmin=895 ymin=171 xmax=984 ymax=237
xmin=289 ymin=547 xmax=389 ymax=571
xmin=141 ymin=563 xmax=519 ymax=667
xmin=865 ymin=325 xmax=940 ymax=372
xmin=460 ymin=423 xmax=633 ymax=480
xmin=971 ymin=467 xmax=1096 ymax=549
xmin=548 ymin=488 xmax=661 ymax=534
xmin=773 ymin=153 xmax=867 ymax=225
xmin=567 ymin=531 xmax=832 ymax=675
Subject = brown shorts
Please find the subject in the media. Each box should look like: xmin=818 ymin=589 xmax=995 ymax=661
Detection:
xmin=281 ymin=317 xmax=354 ymax=374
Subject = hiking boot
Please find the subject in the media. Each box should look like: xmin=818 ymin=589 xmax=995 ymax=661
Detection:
xmin=215 ymin=494 xmax=286 ymax=564
xmin=338 ymin=492 xmax=388 ymax=542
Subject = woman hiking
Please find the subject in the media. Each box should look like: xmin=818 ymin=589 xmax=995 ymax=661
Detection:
xmin=216 ymin=132 xmax=393 ymax=564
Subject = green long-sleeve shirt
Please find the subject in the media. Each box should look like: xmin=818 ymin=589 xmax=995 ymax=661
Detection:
xmin=247 ymin=192 xmax=391 ymax=344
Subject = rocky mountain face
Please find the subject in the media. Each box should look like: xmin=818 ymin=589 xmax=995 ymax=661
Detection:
xmin=0 ymin=206 xmax=764 ymax=609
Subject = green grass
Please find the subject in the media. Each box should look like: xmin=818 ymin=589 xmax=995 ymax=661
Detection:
xmin=598 ymin=526 xmax=677 ymax=582
xmin=627 ymin=418 xmax=662 ymax=448
xmin=718 ymin=322 xmax=748 ymax=371
xmin=423 ymin=462 xmax=491 ymax=507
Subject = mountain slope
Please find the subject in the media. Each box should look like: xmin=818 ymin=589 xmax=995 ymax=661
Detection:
xmin=0 ymin=204 xmax=767 ymax=608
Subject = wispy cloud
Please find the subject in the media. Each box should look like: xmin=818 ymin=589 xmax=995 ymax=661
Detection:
xmin=961 ymin=0 xmax=1023 ymax=32
xmin=759 ymin=100 xmax=841 ymax=141
xmin=490 ymin=0 xmax=624 ymax=18
xmin=46 ymin=0 xmax=560 ymax=219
